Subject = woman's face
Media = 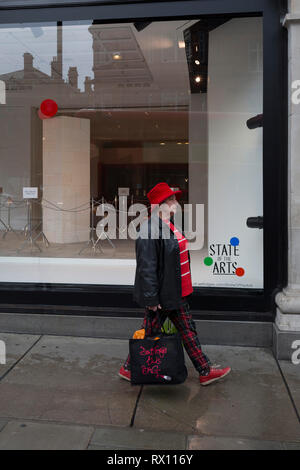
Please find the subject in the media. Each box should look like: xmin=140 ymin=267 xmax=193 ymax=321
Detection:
xmin=160 ymin=195 xmax=179 ymax=217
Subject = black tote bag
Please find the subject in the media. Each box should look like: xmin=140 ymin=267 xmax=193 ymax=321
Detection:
xmin=129 ymin=312 xmax=188 ymax=385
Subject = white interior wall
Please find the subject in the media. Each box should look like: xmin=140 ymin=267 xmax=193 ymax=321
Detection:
xmin=207 ymin=17 xmax=264 ymax=288
xmin=42 ymin=116 xmax=90 ymax=243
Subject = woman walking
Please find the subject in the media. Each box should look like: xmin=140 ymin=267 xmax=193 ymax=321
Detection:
xmin=119 ymin=182 xmax=231 ymax=386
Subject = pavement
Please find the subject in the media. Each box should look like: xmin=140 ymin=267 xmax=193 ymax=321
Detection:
xmin=0 ymin=332 xmax=299 ymax=450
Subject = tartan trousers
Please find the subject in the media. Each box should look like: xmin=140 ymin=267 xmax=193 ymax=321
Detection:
xmin=124 ymin=300 xmax=211 ymax=375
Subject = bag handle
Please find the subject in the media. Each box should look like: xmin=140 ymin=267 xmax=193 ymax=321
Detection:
xmin=145 ymin=307 xmax=164 ymax=337
xmin=145 ymin=308 xmax=174 ymax=337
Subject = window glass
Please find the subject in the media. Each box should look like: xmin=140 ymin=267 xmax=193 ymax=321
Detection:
xmin=0 ymin=17 xmax=263 ymax=288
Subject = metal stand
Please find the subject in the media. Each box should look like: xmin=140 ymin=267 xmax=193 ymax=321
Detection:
xmin=2 ymin=198 xmax=20 ymax=240
xmin=18 ymin=200 xmax=42 ymax=253
xmin=79 ymin=198 xmax=115 ymax=255
xmin=97 ymin=227 xmax=115 ymax=249
xmin=31 ymin=220 xmax=50 ymax=248
xmin=0 ymin=218 xmax=9 ymax=237
xmin=116 ymin=194 xmax=129 ymax=239
xmin=99 ymin=197 xmax=115 ymax=249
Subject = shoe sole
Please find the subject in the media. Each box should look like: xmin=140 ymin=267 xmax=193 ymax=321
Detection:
xmin=118 ymin=372 xmax=131 ymax=382
xmin=200 ymin=368 xmax=231 ymax=386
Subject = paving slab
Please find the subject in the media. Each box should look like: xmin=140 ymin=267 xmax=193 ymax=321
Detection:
xmin=0 ymin=336 xmax=140 ymax=426
xmin=0 ymin=333 xmax=40 ymax=378
xmin=133 ymin=345 xmax=300 ymax=442
xmin=89 ymin=425 xmax=187 ymax=450
xmin=187 ymin=435 xmax=298 ymax=450
xmin=278 ymin=360 xmax=300 ymax=417
xmin=0 ymin=419 xmax=7 ymax=432
xmin=0 ymin=420 xmax=94 ymax=450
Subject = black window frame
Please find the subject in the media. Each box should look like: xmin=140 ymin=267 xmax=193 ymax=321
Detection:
xmin=0 ymin=0 xmax=288 ymax=321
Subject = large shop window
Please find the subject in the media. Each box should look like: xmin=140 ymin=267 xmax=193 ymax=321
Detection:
xmin=0 ymin=17 xmax=263 ymax=288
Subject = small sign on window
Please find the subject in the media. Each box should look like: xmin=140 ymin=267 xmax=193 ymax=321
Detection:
xmin=23 ymin=187 xmax=38 ymax=199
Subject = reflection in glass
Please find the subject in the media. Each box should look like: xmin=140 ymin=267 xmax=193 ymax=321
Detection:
xmin=0 ymin=18 xmax=263 ymax=288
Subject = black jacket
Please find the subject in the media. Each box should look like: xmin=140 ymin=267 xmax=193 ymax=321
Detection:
xmin=133 ymin=212 xmax=191 ymax=310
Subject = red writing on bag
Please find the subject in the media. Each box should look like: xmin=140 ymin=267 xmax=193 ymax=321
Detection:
xmin=141 ymin=365 xmax=160 ymax=376
xmin=139 ymin=344 xmax=168 ymax=378
xmin=139 ymin=346 xmax=167 ymax=358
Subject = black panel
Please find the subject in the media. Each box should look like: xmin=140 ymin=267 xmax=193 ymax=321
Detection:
xmin=184 ymin=17 xmax=231 ymax=93
xmin=1 ymin=0 xmax=170 ymax=7
xmin=0 ymin=1 xmax=271 ymax=24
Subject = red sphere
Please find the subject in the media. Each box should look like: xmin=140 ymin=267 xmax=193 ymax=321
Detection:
xmin=38 ymin=109 xmax=51 ymax=120
xmin=40 ymin=99 xmax=58 ymax=117
xmin=236 ymin=267 xmax=245 ymax=277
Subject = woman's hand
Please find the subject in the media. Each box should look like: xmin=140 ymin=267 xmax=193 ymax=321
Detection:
xmin=146 ymin=304 xmax=162 ymax=312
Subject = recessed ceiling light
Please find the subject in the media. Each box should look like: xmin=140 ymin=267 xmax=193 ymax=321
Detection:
xmin=178 ymin=41 xmax=185 ymax=49
xmin=113 ymin=53 xmax=122 ymax=60
xmin=195 ymin=60 xmax=200 ymax=65
xmin=195 ymin=76 xmax=201 ymax=83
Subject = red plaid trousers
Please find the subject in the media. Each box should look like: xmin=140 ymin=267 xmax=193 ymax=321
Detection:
xmin=124 ymin=300 xmax=211 ymax=375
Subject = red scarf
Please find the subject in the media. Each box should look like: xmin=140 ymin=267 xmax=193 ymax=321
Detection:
xmin=163 ymin=219 xmax=193 ymax=298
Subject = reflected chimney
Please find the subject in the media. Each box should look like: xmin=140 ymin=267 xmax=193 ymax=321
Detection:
xmin=84 ymin=76 xmax=92 ymax=94
xmin=23 ymin=53 xmax=34 ymax=77
xmin=68 ymin=67 xmax=78 ymax=89
xmin=50 ymin=22 xmax=63 ymax=81
xmin=51 ymin=57 xmax=61 ymax=80
xmin=57 ymin=21 xmax=63 ymax=79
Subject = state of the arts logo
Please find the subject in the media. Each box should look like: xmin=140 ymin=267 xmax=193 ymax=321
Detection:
xmin=204 ymin=237 xmax=245 ymax=277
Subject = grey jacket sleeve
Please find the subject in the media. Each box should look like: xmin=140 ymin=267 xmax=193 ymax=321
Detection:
xmin=135 ymin=236 xmax=160 ymax=307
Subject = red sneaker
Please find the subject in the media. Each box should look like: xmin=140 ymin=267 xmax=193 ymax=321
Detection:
xmin=118 ymin=366 xmax=131 ymax=382
xmin=199 ymin=367 xmax=231 ymax=386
